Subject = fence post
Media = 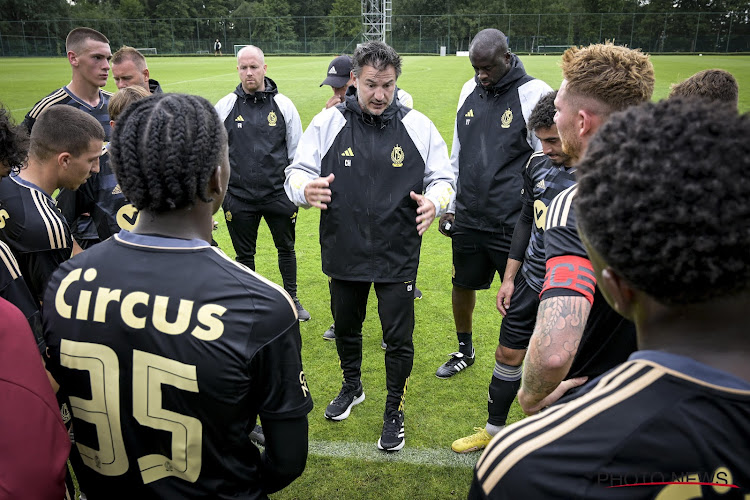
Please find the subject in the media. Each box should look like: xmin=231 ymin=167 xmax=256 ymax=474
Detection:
xmin=419 ymin=15 xmax=422 ymax=53
xmin=692 ymin=12 xmax=700 ymax=52
xmin=21 ymin=21 xmax=27 ymax=57
xmin=599 ymin=13 xmax=603 ymax=43
xmin=629 ymin=12 xmax=634 ymax=48
xmin=303 ymin=16 xmax=307 ymax=54
xmin=725 ymin=13 xmax=733 ymax=52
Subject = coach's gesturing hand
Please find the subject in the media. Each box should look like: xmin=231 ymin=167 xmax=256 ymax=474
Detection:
xmin=411 ymin=191 xmax=435 ymax=236
xmin=304 ymin=173 xmax=335 ymax=209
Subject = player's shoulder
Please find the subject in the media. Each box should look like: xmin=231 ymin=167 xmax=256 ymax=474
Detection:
xmin=525 ymin=151 xmax=549 ymax=172
xmin=0 ymin=177 xmax=69 ymax=252
xmin=101 ymin=89 xmax=114 ymax=98
xmin=25 ymin=87 xmax=69 ymax=119
xmin=545 ymin=184 xmax=578 ymax=229
xmin=475 ymin=360 xmax=668 ymax=496
xmin=518 ymin=77 xmax=553 ymax=94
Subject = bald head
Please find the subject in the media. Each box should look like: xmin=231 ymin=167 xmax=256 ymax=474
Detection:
xmin=469 ymin=29 xmax=509 ymax=55
xmin=236 ymin=45 xmax=264 ymax=64
xmin=468 ymin=29 xmax=512 ymax=88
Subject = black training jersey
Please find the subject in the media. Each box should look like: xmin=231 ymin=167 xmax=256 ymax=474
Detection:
xmin=543 ymin=185 xmax=637 ymax=379
xmin=22 ymin=86 xmax=113 ymax=138
xmin=519 ymin=153 xmax=576 ymax=293
xmin=215 ymin=78 xmax=302 ymax=204
xmin=471 ymin=351 xmax=750 ymax=499
xmin=0 ymin=239 xmax=44 ymax=352
xmin=450 ymin=55 xmax=552 ymax=233
xmin=43 ymin=231 xmax=313 ymax=499
xmin=56 ymin=147 xmax=139 ymax=241
xmin=0 ymin=174 xmax=72 ymax=303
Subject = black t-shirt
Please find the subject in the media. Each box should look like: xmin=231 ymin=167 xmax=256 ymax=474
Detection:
xmin=0 ymin=174 xmax=72 ymax=303
xmin=44 ymin=231 xmax=313 ymax=499
xmin=470 ymin=351 xmax=750 ymax=499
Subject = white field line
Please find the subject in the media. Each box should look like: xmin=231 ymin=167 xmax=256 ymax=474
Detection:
xmin=307 ymin=440 xmax=479 ymax=468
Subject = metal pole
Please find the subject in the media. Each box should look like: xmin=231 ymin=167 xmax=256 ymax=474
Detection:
xmin=304 ymin=16 xmax=307 ymax=54
xmin=629 ymin=12 xmax=634 ymax=48
xmin=223 ymin=18 xmax=227 ymax=55
xmin=599 ymin=13 xmax=603 ymax=43
xmin=692 ymin=12 xmax=700 ymax=52
xmin=536 ymin=14 xmax=541 ymax=52
xmin=46 ymin=21 xmax=51 ymax=55
xmin=419 ymin=15 xmax=422 ymax=54
xmin=21 ymin=21 xmax=27 ymax=57
xmin=725 ymin=13 xmax=733 ymax=53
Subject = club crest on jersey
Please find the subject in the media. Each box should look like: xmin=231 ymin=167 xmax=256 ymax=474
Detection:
xmin=268 ymin=111 xmax=277 ymax=127
xmin=225 ymin=211 xmax=233 ymax=222
xmin=501 ymin=108 xmax=513 ymax=129
xmin=391 ymin=145 xmax=404 ymax=167
xmin=0 ymin=209 xmax=9 ymax=229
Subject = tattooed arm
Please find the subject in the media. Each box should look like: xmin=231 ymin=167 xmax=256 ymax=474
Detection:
xmin=518 ymin=295 xmax=591 ymax=415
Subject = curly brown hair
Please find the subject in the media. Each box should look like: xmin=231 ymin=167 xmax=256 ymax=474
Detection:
xmin=669 ymin=69 xmax=739 ymax=107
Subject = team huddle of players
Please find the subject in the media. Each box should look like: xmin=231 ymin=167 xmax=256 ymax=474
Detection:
xmin=0 ymin=24 xmax=747 ymax=500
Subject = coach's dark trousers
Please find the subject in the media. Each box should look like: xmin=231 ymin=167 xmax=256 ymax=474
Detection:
xmin=330 ymin=278 xmax=415 ymax=413
xmin=224 ymin=193 xmax=299 ymax=298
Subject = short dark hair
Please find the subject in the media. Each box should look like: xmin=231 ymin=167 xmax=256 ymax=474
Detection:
xmin=110 ymin=93 xmax=226 ymax=213
xmin=669 ymin=69 xmax=739 ymax=107
xmin=108 ymin=86 xmax=151 ymax=121
xmin=0 ymin=105 xmax=29 ymax=176
xmin=575 ymin=98 xmax=750 ymax=305
xmin=527 ymin=91 xmax=557 ymax=131
xmin=66 ymin=27 xmax=109 ymax=54
xmin=111 ymin=45 xmax=147 ymax=71
xmin=352 ymin=41 xmax=401 ymax=79
xmin=29 ymin=107 xmax=104 ymax=162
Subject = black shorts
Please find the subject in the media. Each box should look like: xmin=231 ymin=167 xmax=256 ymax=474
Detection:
xmin=451 ymin=227 xmax=512 ymax=290
xmin=498 ymin=273 xmax=541 ymax=350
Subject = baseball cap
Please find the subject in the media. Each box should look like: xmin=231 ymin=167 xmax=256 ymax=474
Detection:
xmin=320 ymin=55 xmax=353 ymax=88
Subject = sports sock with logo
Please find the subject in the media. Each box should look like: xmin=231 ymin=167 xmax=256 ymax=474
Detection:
xmin=487 ymin=362 xmax=522 ymax=427
xmin=457 ymin=332 xmax=473 ymax=357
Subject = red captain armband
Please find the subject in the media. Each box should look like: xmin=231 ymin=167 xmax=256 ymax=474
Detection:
xmin=540 ymin=255 xmax=596 ymax=305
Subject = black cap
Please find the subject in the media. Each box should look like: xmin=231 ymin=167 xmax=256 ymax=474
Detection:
xmin=320 ymin=55 xmax=352 ymax=88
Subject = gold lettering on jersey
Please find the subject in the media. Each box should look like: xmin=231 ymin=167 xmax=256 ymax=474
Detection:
xmin=55 ymin=268 xmax=227 ymax=341
xmin=268 ymin=111 xmax=277 ymax=127
xmin=116 ymin=204 xmax=139 ymax=231
xmin=533 ymin=199 xmax=548 ymax=230
xmin=391 ymin=145 xmax=404 ymax=168
xmin=0 ymin=209 xmax=9 ymax=229
xmin=501 ymin=108 xmax=513 ymax=129
xmin=225 ymin=211 xmax=233 ymax=222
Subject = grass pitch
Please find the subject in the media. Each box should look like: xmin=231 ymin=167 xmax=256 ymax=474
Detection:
xmin=2 ymin=54 xmax=748 ymax=499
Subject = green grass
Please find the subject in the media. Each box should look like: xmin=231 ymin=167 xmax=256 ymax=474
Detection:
xmin=2 ymin=54 xmax=749 ymax=499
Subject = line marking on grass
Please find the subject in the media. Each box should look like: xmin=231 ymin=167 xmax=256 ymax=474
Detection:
xmin=308 ymin=440 xmax=480 ymax=468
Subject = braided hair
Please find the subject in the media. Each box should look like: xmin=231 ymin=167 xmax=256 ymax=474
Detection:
xmin=109 ymin=93 xmax=226 ymax=213
xmin=0 ymin=105 xmax=29 ymax=176
xmin=575 ymin=98 xmax=750 ymax=305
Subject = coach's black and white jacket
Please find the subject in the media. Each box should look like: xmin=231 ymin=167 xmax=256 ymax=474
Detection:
xmin=215 ymin=77 xmax=302 ymax=204
xmin=285 ymin=93 xmax=455 ymax=283
xmin=450 ymin=55 xmax=552 ymax=233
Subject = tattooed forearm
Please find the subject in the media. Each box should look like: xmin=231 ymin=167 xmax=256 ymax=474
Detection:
xmin=519 ymin=295 xmax=592 ymax=412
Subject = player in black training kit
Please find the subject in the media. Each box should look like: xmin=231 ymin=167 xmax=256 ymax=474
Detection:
xmin=44 ymin=93 xmax=312 ymax=498
xmin=22 ymin=28 xmax=119 ymax=247
xmin=0 ymin=106 xmax=104 ymax=304
xmin=471 ymin=96 xmax=750 ymax=500
xmin=0 ymin=104 xmax=45 ymax=352
xmin=452 ymin=91 xmax=579 ymax=453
